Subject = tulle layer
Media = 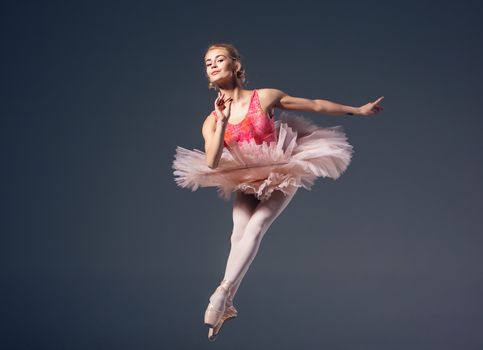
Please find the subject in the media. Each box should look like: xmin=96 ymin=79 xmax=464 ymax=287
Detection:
xmin=172 ymin=111 xmax=354 ymax=201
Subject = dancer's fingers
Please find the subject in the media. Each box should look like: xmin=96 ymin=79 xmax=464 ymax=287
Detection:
xmin=374 ymin=96 xmax=384 ymax=105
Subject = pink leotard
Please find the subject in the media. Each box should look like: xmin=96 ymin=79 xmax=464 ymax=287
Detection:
xmin=212 ymin=89 xmax=278 ymax=146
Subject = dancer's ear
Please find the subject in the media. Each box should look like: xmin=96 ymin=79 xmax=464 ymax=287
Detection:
xmin=233 ymin=61 xmax=241 ymax=75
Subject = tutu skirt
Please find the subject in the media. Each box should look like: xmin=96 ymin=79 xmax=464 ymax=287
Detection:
xmin=172 ymin=111 xmax=354 ymax=201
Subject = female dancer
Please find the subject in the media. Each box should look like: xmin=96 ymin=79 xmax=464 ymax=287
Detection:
xmin=172 ymin=43 xmax=384 ymax=341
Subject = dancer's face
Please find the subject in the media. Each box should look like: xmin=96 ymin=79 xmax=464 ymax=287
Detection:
xmin=204 ymin=48 xmax=237 ymax=86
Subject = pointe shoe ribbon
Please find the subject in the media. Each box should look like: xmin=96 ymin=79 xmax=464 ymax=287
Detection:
xmin=204 ymin=279 xmax=233 ymax=328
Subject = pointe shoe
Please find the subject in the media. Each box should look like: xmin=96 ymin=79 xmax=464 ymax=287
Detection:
xmin=207 ymin=304 xmax=238 ymax=342
xmin=204 ymin=279 xmax=233 ymax=328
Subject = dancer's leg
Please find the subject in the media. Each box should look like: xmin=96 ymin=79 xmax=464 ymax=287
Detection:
xmin=225 ymin=191 xmax=260 ymax=305
xmin=208 ymin=191 xmax=259 ymax=310
xmin=222 ymin=189 xmax=297 ymax=295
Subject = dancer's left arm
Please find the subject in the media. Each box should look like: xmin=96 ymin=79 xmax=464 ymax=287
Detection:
xmin=260 ymin=88 xmax=384 ymax=116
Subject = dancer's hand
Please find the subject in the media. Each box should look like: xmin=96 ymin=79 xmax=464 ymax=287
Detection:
xmin=358 ymin=96 xmax=384 ymax=116
xmin=214 ymin=92 xmax=233 ymax=123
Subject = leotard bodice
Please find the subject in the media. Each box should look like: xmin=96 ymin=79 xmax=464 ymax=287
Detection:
xmin=211 ymin=89 xmax=278 ymax=146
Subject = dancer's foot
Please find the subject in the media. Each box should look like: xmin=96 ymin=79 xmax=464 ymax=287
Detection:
xmin=204 ymin=280 xmax=233 ymax=328
xmin=207 ymin=303 xmax=238 ymax=341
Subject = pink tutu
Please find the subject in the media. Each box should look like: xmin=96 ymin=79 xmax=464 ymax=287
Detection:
xmin=172 ymin=111 xmax=354 ymax=201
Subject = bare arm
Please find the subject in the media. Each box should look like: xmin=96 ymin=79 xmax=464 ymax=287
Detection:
xmin=202 ymin=114 xmax=227 ymax=169
xmin=260 ymin=88 xmax=384 ymax=116
xmin=202 ymin=92 xmax=233 ymax=169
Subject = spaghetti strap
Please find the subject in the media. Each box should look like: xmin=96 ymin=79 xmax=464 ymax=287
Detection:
xmin=253 ymin=89 xmax=274 ymax=119
xmin=252 ymin=89 xmax=263 ymax=115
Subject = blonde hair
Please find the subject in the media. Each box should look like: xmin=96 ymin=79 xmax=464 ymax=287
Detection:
xmin=204 ymin=43 xmax=246 ymax=89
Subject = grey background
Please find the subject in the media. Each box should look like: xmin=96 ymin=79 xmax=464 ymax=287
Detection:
xmin=2 ymin=0 xmax=483 ymax=349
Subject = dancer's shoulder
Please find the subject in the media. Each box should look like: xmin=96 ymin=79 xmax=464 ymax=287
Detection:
xmin=256 ymin=88 xmax=287 ymax=111
xmin=202 ymin=111 xmax=217 ymax=134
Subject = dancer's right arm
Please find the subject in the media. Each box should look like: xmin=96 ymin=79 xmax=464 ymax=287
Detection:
xmin=203 ymin=92 xmax=233 ymax=169
xmin=202 ymin=114 xmax=227 ymax=169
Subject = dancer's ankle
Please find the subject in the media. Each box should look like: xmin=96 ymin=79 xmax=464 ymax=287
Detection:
xmin=209 ymin=280 xmax=233 ymax=310
xmin=226 ymin=294 xmax=234 ymax=307
xmin=218 ymin=279 xmax=234 ymax=293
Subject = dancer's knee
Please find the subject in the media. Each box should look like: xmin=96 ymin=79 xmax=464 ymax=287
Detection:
xmin=230 ymin=226 xmax=245 ymax=245
xmin=231 ymin=193 xmax=258 ymax=244
xmin=243 ymin=219 xmax=268 ymax=242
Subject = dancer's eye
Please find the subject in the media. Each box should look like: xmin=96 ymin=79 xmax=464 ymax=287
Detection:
xmin=206 ymin=59 xmax=223 ymax=67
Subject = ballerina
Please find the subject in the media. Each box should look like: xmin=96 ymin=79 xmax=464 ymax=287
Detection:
xmin=172 ymin=43 xmax=384 ymax=341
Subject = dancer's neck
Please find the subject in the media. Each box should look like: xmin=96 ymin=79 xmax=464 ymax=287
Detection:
xmin=218 ymin=86 xmax=248 ymax=104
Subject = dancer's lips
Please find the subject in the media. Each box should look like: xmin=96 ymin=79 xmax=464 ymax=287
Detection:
xmin=211 ymin=71 xmax=220 ymax=76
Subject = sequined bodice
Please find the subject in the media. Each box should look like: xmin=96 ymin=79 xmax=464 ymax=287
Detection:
xmin=212 ymin=89 xmax=278 ymax=146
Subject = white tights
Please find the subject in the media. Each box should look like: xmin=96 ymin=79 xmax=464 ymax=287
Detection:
xmin=209 ymin=189 xmax=298 ymax=310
